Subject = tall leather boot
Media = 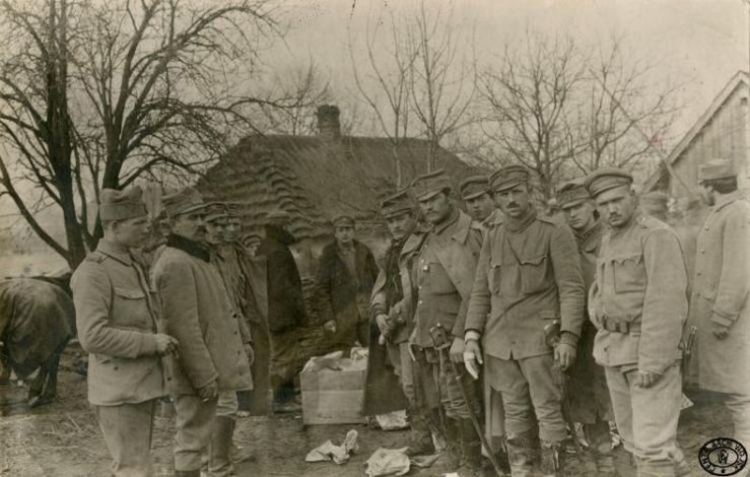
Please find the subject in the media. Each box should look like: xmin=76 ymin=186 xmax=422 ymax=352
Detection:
xmin=441 ymin=417 xmax=462 ymax=471
xmin=174 ymin=471 xmax=201 ymax=477
xmin=506 ymin=431 xmax=536 ymax=477
xmin=459 ymin=418 xmax=484 ymax=476
xmin=405 ymin=407 xmax=436 ymax=457
xmin=208 ymin=416 xmax=235 ymax=477
xmin=540 ymin=441 xmax=562 ymax=477
xmin=584 ymin=422 xmax=618 ymax=476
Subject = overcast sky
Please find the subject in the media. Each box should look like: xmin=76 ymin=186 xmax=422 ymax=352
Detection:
xmin=1 ymin=0 xmax=746 ymax=236
xmin=275 ymin=0 xmax=748 ymax=136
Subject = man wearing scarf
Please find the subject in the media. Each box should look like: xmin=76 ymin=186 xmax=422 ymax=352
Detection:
xmin=367 ymin=190 xmax=426 ymax=449
xmin=152 ymin=188 xmax=253 ymax=477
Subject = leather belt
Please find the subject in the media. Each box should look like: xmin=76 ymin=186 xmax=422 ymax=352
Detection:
xmin=601 ymin=316 xmax=640 ymax=334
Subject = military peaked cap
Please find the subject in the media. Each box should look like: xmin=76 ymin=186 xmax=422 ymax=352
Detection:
xmin=459 ymin=175 xmax=491 ymax=200
xmin=380 ymin=189 xmax=414 ymax=219
xmin=99 ymin=186 xmax=148 ymax=221
xmin=490 ymin=165 xmax=530 ymax=193
xmin=585 ymin=168 xmax=633 ymax=198
xmin=556 ymin=179 xmax=591 ymax=208
xmin=331 ymin=213 xmax=355 ymax=227
xmin=162 ymin=187 xmax=207 ymax=218
xmin=698 ymin=159 xmax=736 ymax=182
xmin=204 ymin=202 xmax=229 ymax=223
xmin=411 ymin=169 xmax=452 ymax=201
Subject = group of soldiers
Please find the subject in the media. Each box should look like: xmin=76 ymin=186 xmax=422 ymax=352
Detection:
xmin=365 ymin=160 xmax=749 ymax=477
xmin=67 ymin=156 xmax=749 ymax=477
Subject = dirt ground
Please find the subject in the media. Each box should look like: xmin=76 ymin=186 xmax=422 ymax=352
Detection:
xmin=0 ymin=346 xmax=733 ymax=477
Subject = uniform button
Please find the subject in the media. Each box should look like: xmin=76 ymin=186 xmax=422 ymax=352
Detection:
xmin=114 ymin=366 xmax=119 ymax=371
xmin=167 ymin=377 xmax=172 ymax=381
xmin=418 ymin=300 xmax=423 ymax=305
xmin=697 ymin=272 xmax=702 ymax=276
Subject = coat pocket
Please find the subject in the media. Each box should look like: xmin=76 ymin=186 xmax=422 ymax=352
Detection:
xmin=112 ymin=287 xmax=152 ymax=330
xmin=611 ymin=253 xmax=645 ymax=293
xmin=520 ymin=254 xmax=549 ymax=294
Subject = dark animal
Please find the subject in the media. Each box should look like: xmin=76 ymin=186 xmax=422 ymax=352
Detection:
xmin=0 ymin=273 xmax=75 ymax=407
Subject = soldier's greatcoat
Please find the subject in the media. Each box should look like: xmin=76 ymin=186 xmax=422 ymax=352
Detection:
xmin=153 ymin=235 xmax=253 ymax=396
xmin=565 ymin=220 xmax=613 ymax=424
xmin=690 ymin=191 xmax=750 ymax=395
xmin=71 ymin=240 xmax=166 ymax=406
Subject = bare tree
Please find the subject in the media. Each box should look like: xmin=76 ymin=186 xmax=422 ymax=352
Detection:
xmin=0 ymin=0 xmax=86 ymax=266
xmin=568 ymin=37 xmax=681 ymax=175
xmin=348 ymin=7 xmax=417 ymax=187
xmin=478 ymin=30 xmax=681 ymax=198
xmin=255 ymin=61 xmax=332 ymax=135
xmin=405 ymin=0 xmax=475 ymax=172
xmin=479 ymin=32 xmax=586 ymax=198
xmin=0 ymin=0 xmax=281 ymax=267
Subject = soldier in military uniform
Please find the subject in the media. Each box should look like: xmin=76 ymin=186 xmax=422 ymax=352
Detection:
xmin=152 ymin=188 xmax=254 ymax=477
xmin=203 ymin=203 xmax=257 ymax=474
xmin=464 ymin=165 xmax=585 ymax=477
xmin=460 ymin=175 xmax=503 ymax=229
xmin=369 ymin=190 xmax=432 ymax=454
xmin=586 ymin=169 xmax=688 ymax=477
xmin=408 ymin=169 xmax=485 ymax=475
xmin=71 ymin=186 xmax=178 ymax=477
xmin=691 ymin=160 xmax=750 ymax=458
xmin=557 ymin=179 xmax=616 ymax=475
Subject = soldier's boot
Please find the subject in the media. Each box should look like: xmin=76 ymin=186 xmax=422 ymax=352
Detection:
xmin=458 ymin=418 xmax=484 ymax=476
xmin=593 ymin=451 xmax=618 ymax=477
xmin=208 ymin=416 xmax=236 ymax=477
xmin=174 ymin=471 xmax=201 ymax=477
xmin=539 ymin=441 xmax=562 ymax=477
xmin=404 ymin=407 xmax=436 ymax=457
xmin=441 ymin=417 xmax=462 ymax=471
xmin=506 ymin=434 xmax=535 ymax=477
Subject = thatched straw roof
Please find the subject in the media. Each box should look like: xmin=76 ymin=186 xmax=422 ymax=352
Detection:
xmin=197 ymin=132 xmax=477 ymax=240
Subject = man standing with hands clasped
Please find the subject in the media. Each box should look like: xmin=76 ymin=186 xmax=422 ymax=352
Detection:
xmin=153 ymin=188 xmax=254 ymax=477
xmin=585 ymin=168 xmax=689 ymax=477
xmin=72 ymin=186 xmax=178 ymax=477
xmin=464 ymin=165 xmax=585 ymax=477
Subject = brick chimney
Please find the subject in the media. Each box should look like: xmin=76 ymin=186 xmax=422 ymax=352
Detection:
xmin=316 ymin=105 xmax=341 ymax=141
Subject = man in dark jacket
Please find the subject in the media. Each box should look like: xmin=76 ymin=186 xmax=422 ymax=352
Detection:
xmin=314 ymin=213 xmax=378 ymax=351
xmin=256 ymin=210 xmax=307 ymax=410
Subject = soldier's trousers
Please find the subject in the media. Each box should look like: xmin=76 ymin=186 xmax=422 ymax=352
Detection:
xmin=217 ymin=391 xmax=239 ymax=418
xmin=173 ymin=394 xmax=218 ymax=471
xmin=485 ymin=353 xmax=566 ymax=443
xmin=97 ymin=400 xmax=156 ymax=477
xmin=605 ymin=363 xmax=685 ymax=476
xmin=722 ymin=392 xmax=750 ymax=451
xmin=412 ymin=346 xmax=480 ymax=420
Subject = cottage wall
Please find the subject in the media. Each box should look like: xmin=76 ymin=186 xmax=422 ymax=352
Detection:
xmin=670 ymin=83 xmax=748 ymax=197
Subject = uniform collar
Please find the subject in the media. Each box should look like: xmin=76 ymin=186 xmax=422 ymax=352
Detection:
xmin=714 ymin=190 xmax=745 ymax=211
xmin=576 ymin=218 xmax=602 ymax=243
xmin=167 ymin=233 xmax=211 ymax=262
xmin=433 ymin=206 xmax=460 ymax=235
xmin=96 ymin=239 xmax=134 ymax=266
